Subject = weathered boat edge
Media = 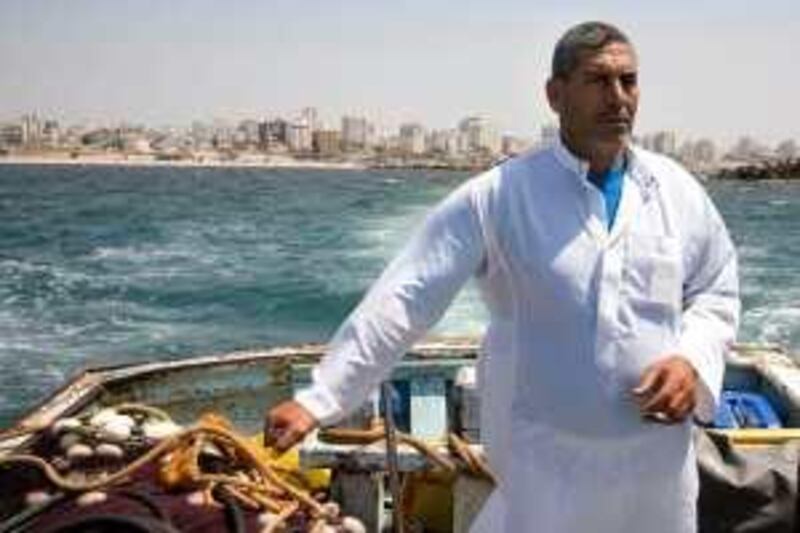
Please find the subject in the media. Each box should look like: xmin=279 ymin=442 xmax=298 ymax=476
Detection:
xmin=0 ymin=337 xmax=482 ymax=453
xmin=1 ymin=339 xmax=796 ymax=454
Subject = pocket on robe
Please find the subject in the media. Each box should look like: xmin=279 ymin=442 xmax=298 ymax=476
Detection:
xmin=619 ymin=235 xmax=683 ymax=333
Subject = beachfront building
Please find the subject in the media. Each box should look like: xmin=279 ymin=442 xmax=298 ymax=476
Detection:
xmin=666 ymin=138 xmax=719 ymax=173
xmin=190 ymin=122 xmax=215 ymax=151
xmin=301 ymin=107 xmax=319 ymax=133
xmin=258 ymin=119 xmax=289 ymax=152
xmin=375 ymin=134 xmax=402 ymax=156
xmin=211 ymin=123 xmax=234 ymax=151
xmin=286 ymin=118 xmax=313 ymax=153
xmin=398 ymin=123 xmax=426 ymax=155
xmin=41 ymin=120 xmax=61 ymax=149
xmin=21 ymin=114 xmax=44 ymax=148
xmin=459 ymin=116 xmax=500 ymax=155
xmin=691 ymin=139 xmax=718 ymax=165
xmin=428 ymin=129 xmax=462 ymax=157
xmin=0 ymin=123 xmax=24 ymax=148
xmin=341 ymin=116 xmax=373 ymax=152
xmin=651 ymin=131 xmax=678 ymax=156
xmin=235 ymin=120 xmax=261 ymax=150
xmin=313 ymin=130 xmax=341 ymax=156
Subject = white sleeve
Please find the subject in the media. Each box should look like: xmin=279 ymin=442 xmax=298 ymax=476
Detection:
xmin=295 ymin=182 xmax=486 ymax=424
xmin=678 ymin=193 xmax=740 ymax=423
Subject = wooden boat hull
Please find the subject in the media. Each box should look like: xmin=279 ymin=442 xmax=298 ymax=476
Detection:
xmin=0 ymin=338 xmax=480 ymax=455
xmin=1 ymin=340 xmax=799 ymax=532
xmin=3 ymin=340 xmax=800 ymax=450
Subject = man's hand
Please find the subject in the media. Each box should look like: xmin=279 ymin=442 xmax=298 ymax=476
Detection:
xmin=264 ymin=400 xmax=319 ymax=452
xmin=632 ymin=355 xmax=698 ymax=424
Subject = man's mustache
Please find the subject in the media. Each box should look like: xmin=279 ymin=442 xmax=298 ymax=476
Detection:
xmin=597 ymin=113 xmax=632 ymax=124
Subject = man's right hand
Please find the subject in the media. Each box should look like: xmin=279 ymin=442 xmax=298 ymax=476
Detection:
xmin=264 ymin=400 xmax=319 ymax=453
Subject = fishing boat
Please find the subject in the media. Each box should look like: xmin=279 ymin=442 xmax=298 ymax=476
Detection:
xmin=1 ymin=339 xmax=799 ymax=532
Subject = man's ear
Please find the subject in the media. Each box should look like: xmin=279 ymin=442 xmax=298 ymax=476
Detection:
xmin=545 ymin=78 xmax=562 ymax=114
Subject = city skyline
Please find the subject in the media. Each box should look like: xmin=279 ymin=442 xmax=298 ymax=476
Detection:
xmin=3 ymin=107 xmax=795 ymax=153
xmin=1 ymin=1 xmax=798 ymax=146
xmin=6 ymin=108 xmax=795 ymax=173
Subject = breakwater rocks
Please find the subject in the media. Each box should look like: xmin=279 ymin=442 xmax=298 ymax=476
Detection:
xmin=713 ymin=158 xmax=800 ymax=181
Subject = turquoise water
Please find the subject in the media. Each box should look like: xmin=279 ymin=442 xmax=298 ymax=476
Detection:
xmin=0 ymin=165 xmax=798 ymax=426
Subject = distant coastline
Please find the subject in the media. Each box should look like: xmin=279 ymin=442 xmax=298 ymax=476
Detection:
xmin=0 ymin=153 xmax=367 ymax=171
xmin=1 ymin=152 xmax=797 ymax=179
xmin=0 ymin=152 xmax=489 ymax=172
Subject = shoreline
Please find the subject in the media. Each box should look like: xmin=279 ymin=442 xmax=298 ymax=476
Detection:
xmin=0 ymin=154 xmax=367 ymax=171
xmin=1 ymin=154 xmax=796 ymax=180
xmin=0 ymin=155 xmax=482 ymax=173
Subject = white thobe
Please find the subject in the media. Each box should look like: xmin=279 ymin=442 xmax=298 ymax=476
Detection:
xmin=296 ymin=138 xmax=740 ymax=533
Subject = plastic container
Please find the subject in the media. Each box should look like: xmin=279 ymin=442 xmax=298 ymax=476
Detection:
xmin=713 ymin=390 xmax=782 ymax=429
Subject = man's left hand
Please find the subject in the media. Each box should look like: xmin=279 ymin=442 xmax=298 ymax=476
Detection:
xmin=632 ymin=355 xmax=698 ymax=424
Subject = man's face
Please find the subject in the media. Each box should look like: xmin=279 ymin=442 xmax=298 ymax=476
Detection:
xmin=547 ymin=42 xmax=639 ymax=157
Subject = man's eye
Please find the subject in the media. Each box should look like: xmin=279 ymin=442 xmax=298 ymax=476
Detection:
xmin=621 ymin=74 xmax=638 ymax=87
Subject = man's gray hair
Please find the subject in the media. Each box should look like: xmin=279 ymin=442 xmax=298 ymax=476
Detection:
xmin=551 ymin=21 xmax=632 ymax=79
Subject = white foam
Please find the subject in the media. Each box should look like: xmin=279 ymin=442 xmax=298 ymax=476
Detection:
xmin=737 ymin=245 xmax=770 ymax=261
xmin=90 ymin=244 xmax=203 ymax=264
xmin=306 ymin=201 xmax=489 ymax=332
xmin=742 ymin=301 xmax=800 ymax=349
xmin=304 ymin=205 xmax=432 ymax=297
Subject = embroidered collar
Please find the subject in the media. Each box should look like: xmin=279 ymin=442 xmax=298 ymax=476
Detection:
xmin=627 ymin=146 xmax=660 ymax=202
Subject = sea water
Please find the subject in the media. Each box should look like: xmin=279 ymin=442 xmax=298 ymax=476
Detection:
xmin=0 ymin=164 xmax=798 ymax=426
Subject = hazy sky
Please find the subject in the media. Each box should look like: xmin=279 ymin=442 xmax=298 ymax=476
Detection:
xmin=1 ymin=0 xmax=798 ymax=146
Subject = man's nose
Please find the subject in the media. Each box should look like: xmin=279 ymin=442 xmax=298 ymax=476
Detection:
xmin=605 ymin=78 xmax=626 ymax=105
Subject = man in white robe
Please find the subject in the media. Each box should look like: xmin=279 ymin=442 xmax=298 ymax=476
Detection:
xmin=265 ymin=21 xmax=739 ymax=533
